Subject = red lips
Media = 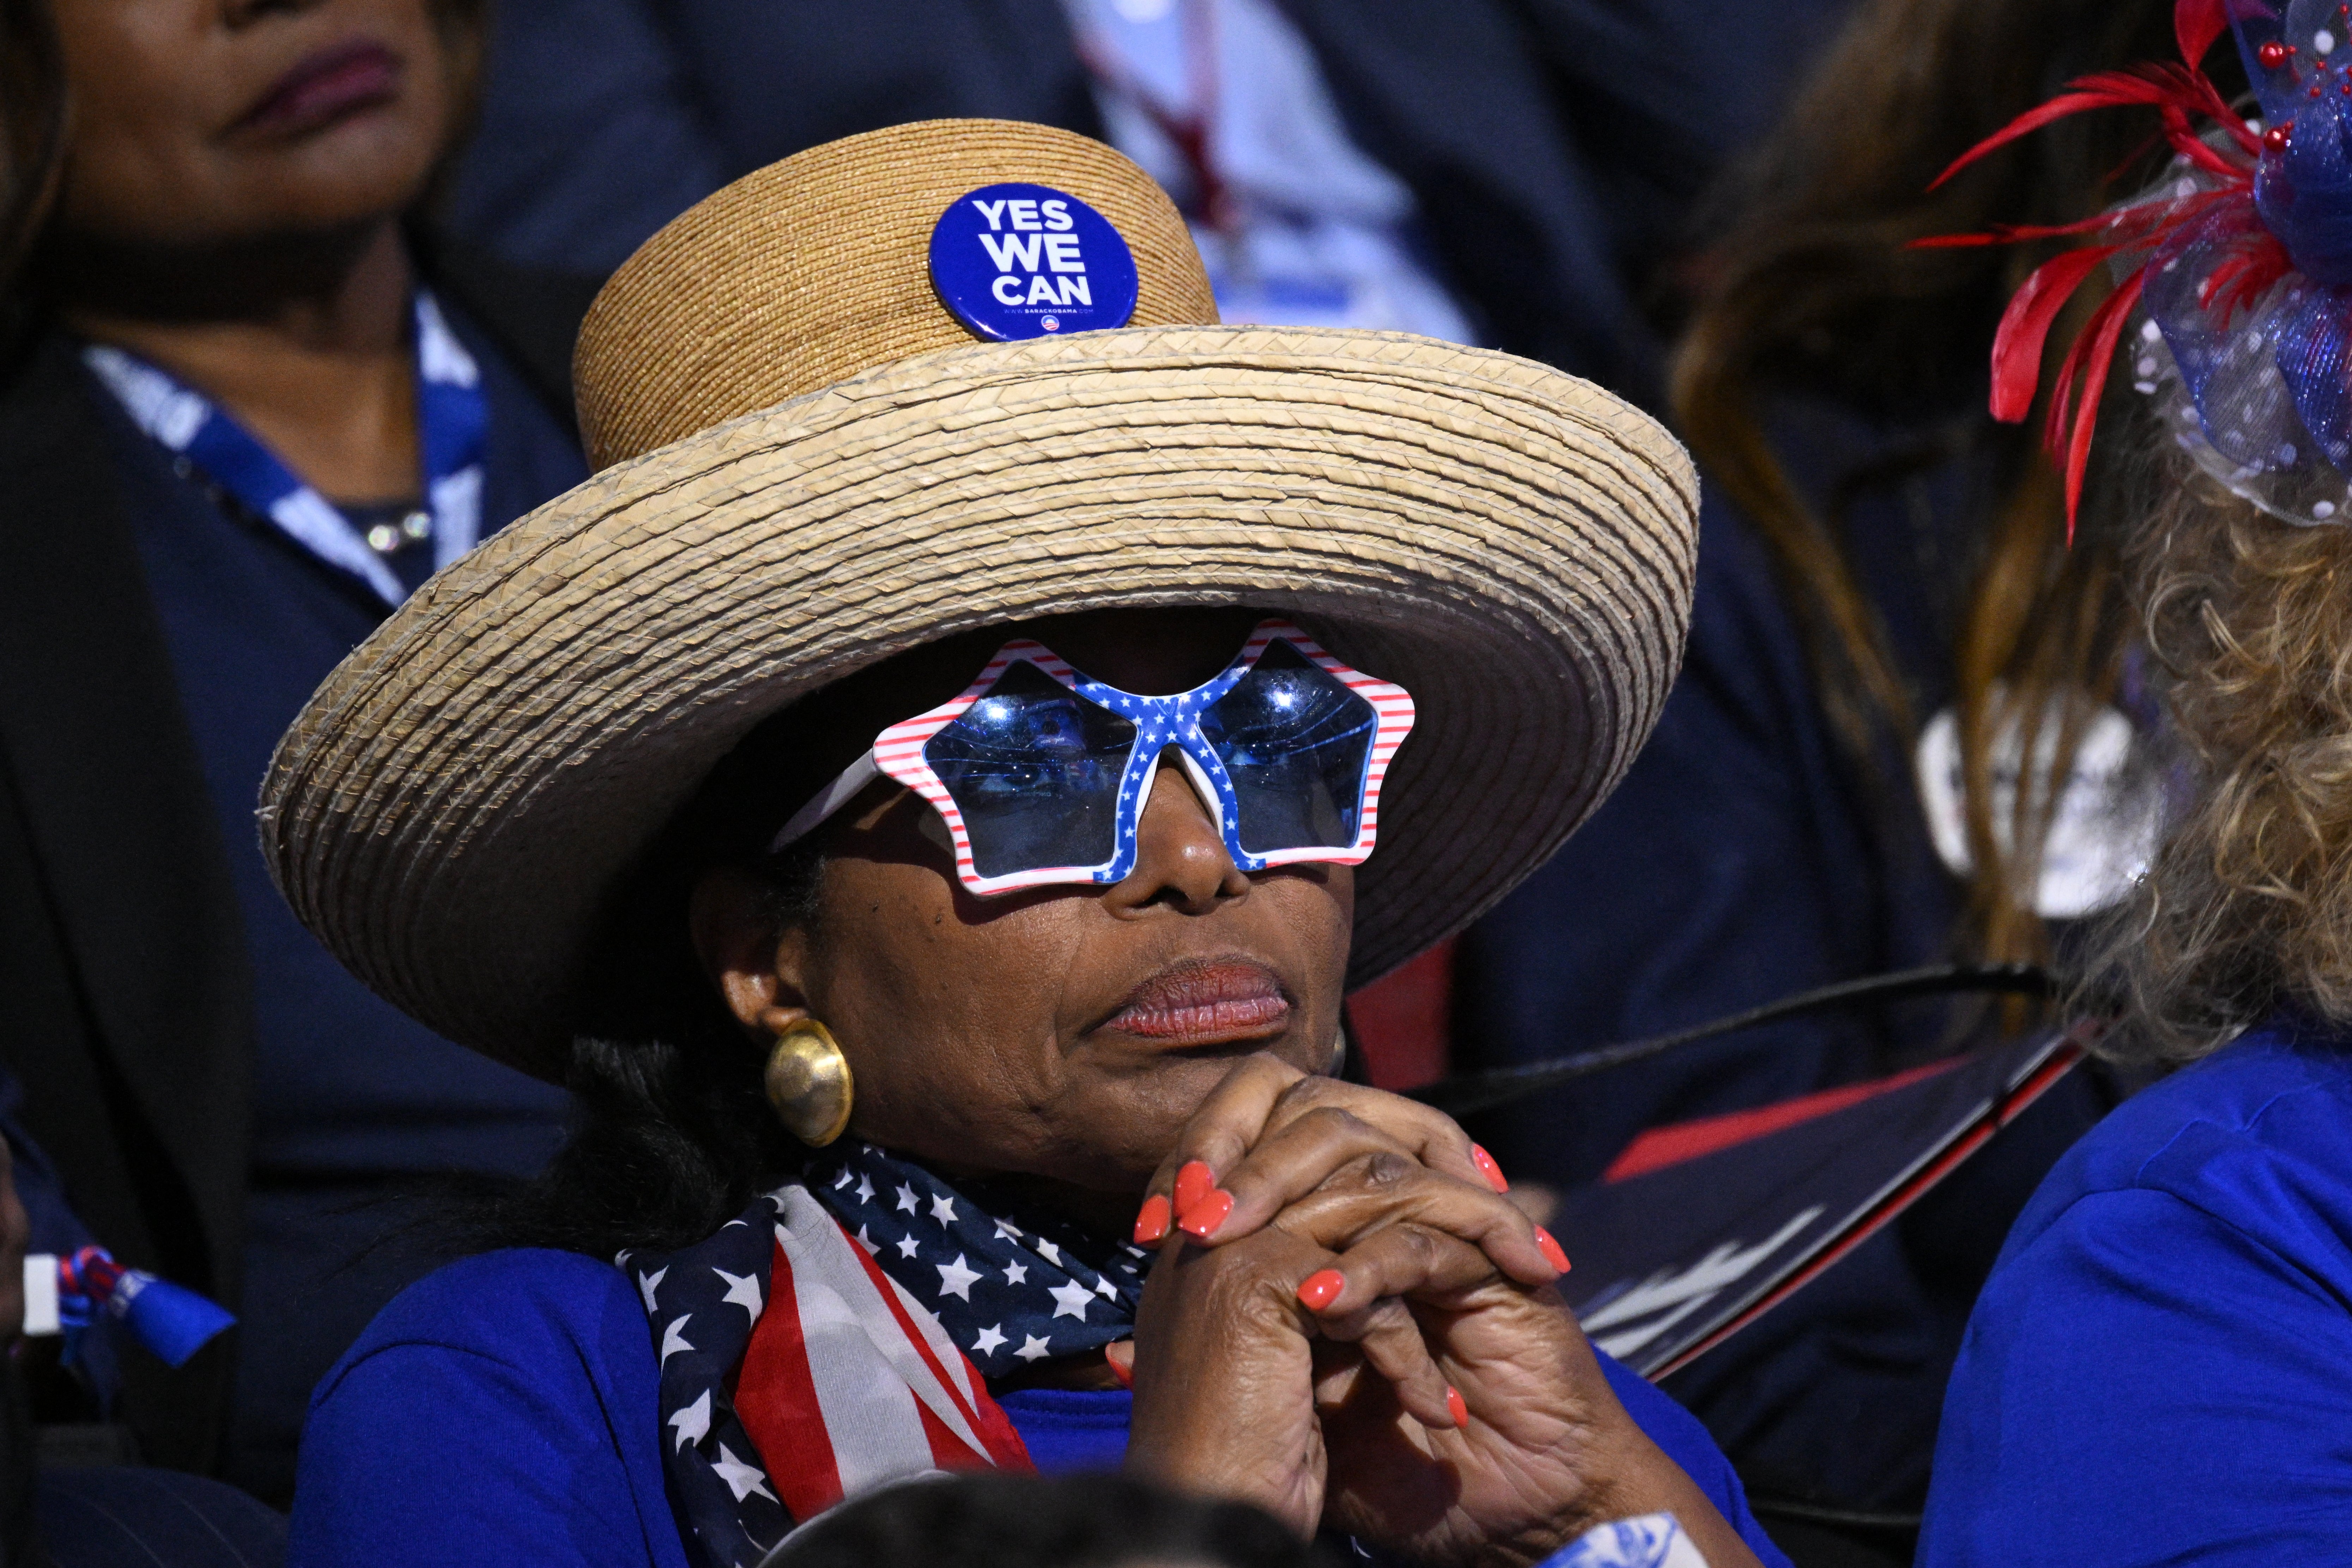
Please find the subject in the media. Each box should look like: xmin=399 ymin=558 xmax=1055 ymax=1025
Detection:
xmin=1100 ymin=958 xmax=1291 ymax=1045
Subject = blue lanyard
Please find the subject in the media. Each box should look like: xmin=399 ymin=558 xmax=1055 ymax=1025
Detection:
xmin=82 ymin=291 xmax=489 ymax=609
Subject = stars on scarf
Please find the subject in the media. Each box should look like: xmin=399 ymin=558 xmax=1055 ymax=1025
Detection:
xmin=802 ymin=1144 xmax=1145 ymax=1385
xmin=668 ymin=1388 xmax=711 ymax=1452
xmin=715 ymin=1268 xmax=763 ymax=1317
xmin=711 ymin=1442 xmax=777 ymax=1503
xmin=638 ymin=1196 xmax=801 ymax=1562
xmin=936 ymin=1255 xmax=982 ymax=1301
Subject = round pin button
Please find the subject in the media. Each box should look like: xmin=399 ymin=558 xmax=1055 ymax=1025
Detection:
xmin=928 ymin=182 xmax=1141 ymax=343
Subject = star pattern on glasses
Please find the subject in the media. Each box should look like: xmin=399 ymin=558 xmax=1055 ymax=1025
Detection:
xmin=1080 ymin=682 xmax=1260 ymax=878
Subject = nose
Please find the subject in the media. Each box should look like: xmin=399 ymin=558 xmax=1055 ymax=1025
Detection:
xmin=1103 ymin=751 xmax=1248 ymax=916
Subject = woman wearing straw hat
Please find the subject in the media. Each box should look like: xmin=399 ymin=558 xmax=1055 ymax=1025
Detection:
xmin=271 ymin=120 xmax=1786 ymax=1568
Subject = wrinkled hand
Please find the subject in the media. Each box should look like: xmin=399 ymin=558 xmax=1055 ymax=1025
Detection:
xmin=1122 ymin=1057 xmax=1763 ymax=1568
xmin=1312 ymin=1267 xmax=1758 ymax=1568
xmin=1131 ymin=1054 xmax=1564 ymax=1283
xmin=1122 ymin=1222 xmax=1331 ymax=1532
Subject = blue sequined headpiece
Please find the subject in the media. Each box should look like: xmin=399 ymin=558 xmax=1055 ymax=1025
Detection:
xmin=1929 ymin=0 xmax=2352 ymax=528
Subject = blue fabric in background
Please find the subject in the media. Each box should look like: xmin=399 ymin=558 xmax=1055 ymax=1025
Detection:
xmin=293 ymin=1247 xmax=1791 ymax=1567
xmin=97 ymin=296 xmax=587 ymax=1501
xmin=1920 ymin=1022 xmax=2352 ymax=1565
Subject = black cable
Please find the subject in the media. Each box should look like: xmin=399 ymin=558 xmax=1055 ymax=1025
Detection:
xmin=1744 ymin=1496 xmax=1923 ymax=1532
xmin=1408 ymin=963 xmax=2057 ymax=1118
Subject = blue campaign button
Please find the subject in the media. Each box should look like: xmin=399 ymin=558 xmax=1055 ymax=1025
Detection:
xmin=928 ymin=182 xmax=1141 ymax=342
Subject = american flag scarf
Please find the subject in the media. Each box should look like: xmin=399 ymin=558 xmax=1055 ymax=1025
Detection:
xmin=625 ymin=1143 xmax=1151 ymax=1567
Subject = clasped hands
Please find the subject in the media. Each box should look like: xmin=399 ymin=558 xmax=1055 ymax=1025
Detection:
xmin=1116 ymin=1057 xmax=1762 ymax=1568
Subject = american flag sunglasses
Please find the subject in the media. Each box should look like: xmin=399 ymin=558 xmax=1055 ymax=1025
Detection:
xmin=770 ymin=619 xmax=1415 ymax=896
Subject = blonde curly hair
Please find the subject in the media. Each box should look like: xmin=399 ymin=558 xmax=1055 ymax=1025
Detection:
xmin=2086 ymin=462 xmax=2352 ymax=1062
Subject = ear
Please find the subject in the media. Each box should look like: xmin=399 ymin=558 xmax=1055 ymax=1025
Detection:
xmin=689 ymin=866 xmax=815 ymax=1039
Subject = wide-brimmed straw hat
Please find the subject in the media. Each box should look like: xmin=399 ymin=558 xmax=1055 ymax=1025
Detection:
xmin=259 ymin=119 xmax=1698 ymax=1082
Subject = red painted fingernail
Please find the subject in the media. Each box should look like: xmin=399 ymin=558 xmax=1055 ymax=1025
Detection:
xmin=1178 ymin=1188 xmax=1233 ymax=1240
xmin=1133 ymin=1194 xmax=1171 ymax=1246
xmin=1446 ymin=1385 xmax=1468 ymax=1427
xmin=1534 ymin=1226 xmax=1571 ymax=1274
xmin=1471 ymin=1144 xmax=1509 ymax=1193
xmin=1297 ymin=1269 xmax=1346 ymax=1312
xmin=1105 ymin=1345 xmax=1135 ymax=1388
xmin=1174 ymin=1160 xmax=1215 ymax=1218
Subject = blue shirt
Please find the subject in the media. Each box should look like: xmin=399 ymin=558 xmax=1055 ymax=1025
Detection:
xmin=290 ymin=1248 xmax=1790 ymax=1567
xmin=1920 ymin=1020 xmax=2352 ymax=1564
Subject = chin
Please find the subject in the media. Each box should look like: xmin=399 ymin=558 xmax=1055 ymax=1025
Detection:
xmin=1107 ymin=1042 xmax=1306 ymax=1142
xmin=261 ymin=117 xmax=443 ymax=225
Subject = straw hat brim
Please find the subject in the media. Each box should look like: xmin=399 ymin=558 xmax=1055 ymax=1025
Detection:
xmin=260 ymin=325 xmax=1697 ymax=1080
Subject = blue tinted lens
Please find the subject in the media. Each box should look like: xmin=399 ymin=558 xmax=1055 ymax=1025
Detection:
xmin=922 ymin=661 xmax=1138 ymax=878
xmin=1198 ymin=642 xmax=1376 ymax=855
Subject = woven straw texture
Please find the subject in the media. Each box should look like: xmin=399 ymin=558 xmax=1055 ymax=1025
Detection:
xmin=258 ymin=120 xmax=1697 ymax=1079
xmin=262 ymin=326 xmax=1695 ymax=1077
xmin=575 ymin=119 xmax=1216 ymax=470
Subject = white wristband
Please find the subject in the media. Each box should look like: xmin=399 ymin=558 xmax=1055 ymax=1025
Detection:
xmin=1541 ymin=1514 xmax=1710 ymax=1568
xmin=21 ymin=1254 xmax=58 ymax=1337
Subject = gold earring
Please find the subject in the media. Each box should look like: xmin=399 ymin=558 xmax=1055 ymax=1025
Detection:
xmin=765 ymin=1019 xmax=854 ymax=1147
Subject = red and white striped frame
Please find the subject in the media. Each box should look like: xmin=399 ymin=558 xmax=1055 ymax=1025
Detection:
xmin=871 ymin=639 xmax=1099 ymax=896
xmin=769 ymin=620 xmax=1414 ymax=896
xmin=1215 ymin=622 xmax=1413 ymax=874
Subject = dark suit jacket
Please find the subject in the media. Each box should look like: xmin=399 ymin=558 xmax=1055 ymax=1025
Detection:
xmin=0 ymin=234 xmax=597 ymax=1471
xmin=448 ymin=0 xmax=1850 ymax=405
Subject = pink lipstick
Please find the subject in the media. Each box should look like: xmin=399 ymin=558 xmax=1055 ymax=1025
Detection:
xmin=236 ymin=41 xmax=402 ymax=138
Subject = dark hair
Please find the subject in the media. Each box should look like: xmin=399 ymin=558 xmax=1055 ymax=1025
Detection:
xmin=0 ymin=0 xmax=63 ymax=345
xmin=461 ymin=718 xmax=839 ymax=1259
xmin=459 ymin=640 xmax=968 ymax=1259
xmin=768 ymin=1472 xmax=1326 ymax=1568
xmin=1672 ymin=0 xmax=2215 ymax=969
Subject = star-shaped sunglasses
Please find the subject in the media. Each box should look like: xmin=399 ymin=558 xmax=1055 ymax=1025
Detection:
xmin=771 ymin=620 xmax=1415 ymax=895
